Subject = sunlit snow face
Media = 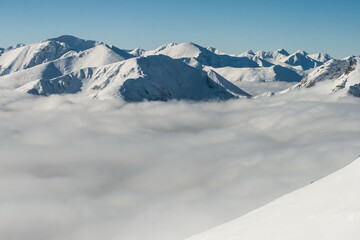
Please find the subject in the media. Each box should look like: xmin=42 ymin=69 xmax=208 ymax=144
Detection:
xmin=0 ymin=90 xmax=359 ymax=240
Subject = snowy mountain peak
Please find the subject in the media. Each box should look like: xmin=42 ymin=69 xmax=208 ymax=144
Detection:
xmin=17 ymin=54 xmax=250 ymax=101
xmin=206 ymin=47 xmax=217 ymax=53
xmin=151 ymin=42 xmax=178 ymax=54
xmin=240 ymin=50 xmax=255 ymax=56
xmin=128 ymin=47 xmax=146 ymax=57
xmin=47 ymin=35 xmax=102 ymax=51
xmin=255 ymin=49 xmax=289 ymax=60
xmin=146 ymin=42 xmax=261 ymax=69
xmin=282 ymin=50 xmax=321 ymax=70
xmin=147 ymin=42 xmax=203 ymax=59
xmin=294 ymin=50 xmax=308 ymax=55
xmin=342 ymin=55 xmax=357 ymax=61
xmin=275 ymin=48 xmax=289 ymax=56
xmin=309 ymin=53 xmax=332 ymax=63
xmin=206 ymin=47 xmax=228 ymax=55
xmin=1 ymin=35 xmax=354 ymax=101
xmin=281 ymin=56 xmax=360 ymax=97
xmin=4 ymin=43 xmax=26 ymax=52
xmin=0 ymin=35 xmax=133 ymax=77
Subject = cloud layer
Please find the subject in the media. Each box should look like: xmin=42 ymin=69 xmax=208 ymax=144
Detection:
xmin=0 ymin=90 xmax=359 ymax=240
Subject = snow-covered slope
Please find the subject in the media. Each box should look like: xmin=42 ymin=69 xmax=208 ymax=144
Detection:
xmin=0 ymin=35 xmax=339 ymax=100
xmin=187 ymin=157 xmax=360 ymax=240
xmin=209 ymin=65 xmax=302 ymax=83
xmin=19 ymin=55 xmax=250 ymax=101
xmin=282 ymin=56 xmax=360 ymax=97
xmin=127 ymin=47 xmax=146 ymax=57
xmin=282 ymin=50 xmax=322 ymax=70
xmin=216 ymin=48 xmax=332 ymax=87
xmin=0 ymin=44 xmax=133 ymax=89
xmin=145 ymin=42 xmax=261 ymax=68
xmin=48 ymin=35 xmax=101 ymax=51
xmin=0 ymin=35 xmax=103 ymax=76
xmin=309 ymin=53 xmax=333 ymax=63
xmin=206 ymin=46 xmax=230 ymax=56
xmin=145 ymin=43 xmax=325 ymax=93
xmin=254 ymin=49 xmax=290 ymax=61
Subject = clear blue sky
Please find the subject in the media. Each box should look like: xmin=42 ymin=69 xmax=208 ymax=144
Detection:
xmin=1 ymin=0 xmax=359 ymax=58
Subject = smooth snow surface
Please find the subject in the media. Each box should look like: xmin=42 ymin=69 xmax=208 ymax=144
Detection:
xmin=187 ymin=157 xmax=360 ymax=240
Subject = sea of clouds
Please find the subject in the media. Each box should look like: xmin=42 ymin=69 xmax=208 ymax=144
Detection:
xmin=0 ymin=89 xmax=359 ymax=240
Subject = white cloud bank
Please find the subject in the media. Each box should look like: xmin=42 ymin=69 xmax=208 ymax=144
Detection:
xmin=0 ymin=89 xmax=359 ymax=240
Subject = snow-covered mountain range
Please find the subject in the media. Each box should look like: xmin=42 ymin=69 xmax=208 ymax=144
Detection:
xmin=0 ymin=35 xmax=358 ymax=101
xmin=1 ymin=35 xmax=359 ymax=240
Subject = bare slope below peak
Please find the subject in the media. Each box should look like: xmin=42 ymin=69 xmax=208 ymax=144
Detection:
xmin=187 ymin=157 xmax=360 ymax=240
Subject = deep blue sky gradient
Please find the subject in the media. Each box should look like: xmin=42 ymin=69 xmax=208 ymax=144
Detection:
xmin=1 ymin=0 xmax=359 ymax=58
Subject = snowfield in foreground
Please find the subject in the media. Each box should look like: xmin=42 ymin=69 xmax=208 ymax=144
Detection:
xmin=187 ymin=156 xmax=360 ymax=240
xmin=0 ymin=89 xmax=359 ymax=240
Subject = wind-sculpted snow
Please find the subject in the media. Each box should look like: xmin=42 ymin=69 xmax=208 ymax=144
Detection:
xmin=282 ymin=56 xmax=360 ymax=97
xmin=0 ymin=89 xmax=359 ymax=240
xmin=187 ymin=157 xmax=360 ymax=240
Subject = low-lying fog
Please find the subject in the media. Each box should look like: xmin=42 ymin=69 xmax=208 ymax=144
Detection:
xmin=1 ymin=89 xmax=359 ymax=240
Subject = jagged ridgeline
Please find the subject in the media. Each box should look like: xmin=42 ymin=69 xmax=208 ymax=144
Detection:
xmin=1 ymin=35 xmax=358 ymax=101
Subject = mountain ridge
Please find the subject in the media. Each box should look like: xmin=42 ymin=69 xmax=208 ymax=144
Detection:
xmin=1 ymin=35 xmax=354 ymax=102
